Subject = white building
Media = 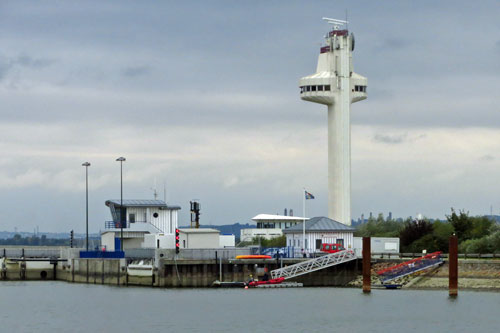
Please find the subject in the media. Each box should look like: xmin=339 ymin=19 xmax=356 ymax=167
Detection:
xmin=179 ymin=229 xmax=220 ymax=249
xmin=252 ymin=214 xmax=307 ymax=229
xmin=283 ymin=216 xmax=355 ymax=253
xmin=299 ymin=19 xmax=367 ymax=225
xmin=101 ymin=199 xmax=181 ymax=251
xmin=240 ymin=228 xmax=283 ymax=242
xmin=240 ymin=214 xmax=308 ymax=242
xmin=219 ymin=234 xmax=236 ymax=248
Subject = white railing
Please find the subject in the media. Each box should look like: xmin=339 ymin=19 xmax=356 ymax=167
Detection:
xmin=270 ymin=249 xmax=357 ymax=280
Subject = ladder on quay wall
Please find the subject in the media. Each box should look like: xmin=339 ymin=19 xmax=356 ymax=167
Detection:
xmin=270 ymin=250 xmax=357 ymax=280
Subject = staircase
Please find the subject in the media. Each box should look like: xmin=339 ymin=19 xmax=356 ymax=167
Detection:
xmin=270 ymin=250 xmax=357 ymax=280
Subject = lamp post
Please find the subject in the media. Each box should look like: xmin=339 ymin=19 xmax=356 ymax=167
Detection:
xmin=116 ymin=157 xmax=126 ymax=251
xmin=82 ymin=162 xmax=91 ymax=251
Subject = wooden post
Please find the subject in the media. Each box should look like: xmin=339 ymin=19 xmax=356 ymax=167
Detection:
xmin=449 ymin=235 xmax=458 ymax=296
xmin=362 ymin=237 xmax=371 ymax=293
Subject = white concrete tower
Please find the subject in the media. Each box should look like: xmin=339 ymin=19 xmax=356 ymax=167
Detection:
xmin=299 ymin=18 xmax=367 ymax=225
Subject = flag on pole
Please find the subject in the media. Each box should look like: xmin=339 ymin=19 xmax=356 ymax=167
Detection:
xmin=305 ymin=191 xmax=315 ymax=200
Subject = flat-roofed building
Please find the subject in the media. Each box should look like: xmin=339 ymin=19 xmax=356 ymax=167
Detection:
xmin=240 ymin=214 xmax=308 ymax=242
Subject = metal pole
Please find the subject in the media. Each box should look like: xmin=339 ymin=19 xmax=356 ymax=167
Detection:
xmin=82 ymin=162 xmax=91 ymax=252
xmin=120 ymin=160 xmax=123 ymax=251
xmin=86 ymin=165 xmax=89 ymax=251
xmin=116 ymin=157 xmax=126 ymax=252
xmin=302 ymin=189 xmax=305 ymax=254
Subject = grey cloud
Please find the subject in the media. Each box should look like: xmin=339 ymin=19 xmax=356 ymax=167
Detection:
xmin=122 ymin=65 xmax=150 ymax=77
xmin=373 ymin=133 xmax=408 ymax=144
xmin=479 ymin=155 xmax=495 ymax=162
xmin=0 ymin=54 xmax=55 ymax=81
xmin=382 ymin=38 xmax=411 ymax=50
xmin=15 ymin=55 xmax=55 ymax=68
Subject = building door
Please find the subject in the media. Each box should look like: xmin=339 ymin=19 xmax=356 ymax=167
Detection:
xmin=316 ymin=239 xmax=322 ymax=250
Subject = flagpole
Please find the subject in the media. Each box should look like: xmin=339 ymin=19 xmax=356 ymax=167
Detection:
xmin=303 ymin=188 xmax=306 ymax=254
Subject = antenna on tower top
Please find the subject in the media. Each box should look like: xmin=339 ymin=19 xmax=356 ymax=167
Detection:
xmin=322 ymin=17 xmax=348 ymax=30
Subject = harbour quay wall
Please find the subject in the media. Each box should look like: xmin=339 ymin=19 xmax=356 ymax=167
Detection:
xmin=157 ymin=258 xmax=360 ymax=288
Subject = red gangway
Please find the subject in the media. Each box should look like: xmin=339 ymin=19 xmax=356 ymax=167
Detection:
xmin=376 ymin=252 xmax=443 ymax=283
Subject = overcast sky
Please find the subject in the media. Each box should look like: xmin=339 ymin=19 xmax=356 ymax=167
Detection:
xmin=0 ymin=1 xmax=499 ymax=233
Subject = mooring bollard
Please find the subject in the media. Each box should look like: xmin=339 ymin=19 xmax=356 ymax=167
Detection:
xmin=362 ymin=237 xmax=371 ymax=293
xmin=449 ymin=235 xmax=458 ymax=296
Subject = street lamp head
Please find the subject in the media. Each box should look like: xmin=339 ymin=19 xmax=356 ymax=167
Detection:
xmin=82 ymin=162 xmax=91 ymax=167
xmin=116 ymin=157 xmax=126 ymax=162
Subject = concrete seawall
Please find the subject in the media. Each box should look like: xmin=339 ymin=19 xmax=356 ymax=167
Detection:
xmin=1 ymin=256 xmax=360 ymax=287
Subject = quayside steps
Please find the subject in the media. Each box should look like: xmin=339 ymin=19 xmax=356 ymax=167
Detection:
xmin=270 ymin=250 xmax=357 ymax=280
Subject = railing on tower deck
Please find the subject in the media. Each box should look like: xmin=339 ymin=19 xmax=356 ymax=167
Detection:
xmin=104 ymin=221 xmax=130 ymax=229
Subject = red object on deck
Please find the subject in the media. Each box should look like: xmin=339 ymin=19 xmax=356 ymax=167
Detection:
xmin=329 ymin=29 xmax=348 ymax=37
xmin=320 ymin=243 xmax=345 ymax=253
xmin=248 ymin=277 xmax=285 ymax=287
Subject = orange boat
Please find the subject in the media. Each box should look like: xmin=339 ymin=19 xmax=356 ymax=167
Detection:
xmin=235 ymin=255 xmax=272 ymax=259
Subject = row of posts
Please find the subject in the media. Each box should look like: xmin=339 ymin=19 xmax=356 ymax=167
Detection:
xmin=362 ymin=235 xmax=459 ymax=296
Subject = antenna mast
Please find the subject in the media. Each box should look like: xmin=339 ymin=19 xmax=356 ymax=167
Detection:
xmin=322 ymin=17 xmax=349 ymax=30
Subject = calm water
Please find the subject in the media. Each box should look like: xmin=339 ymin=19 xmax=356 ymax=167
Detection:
xmin=0 ymin=282 xmax=499 ymax=332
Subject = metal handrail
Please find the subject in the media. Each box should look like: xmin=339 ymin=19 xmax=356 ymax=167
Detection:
xmin=270 ymin=249 xmax=357 ymax=280
xmin=104 ymin=221 xmax=130 ymax=229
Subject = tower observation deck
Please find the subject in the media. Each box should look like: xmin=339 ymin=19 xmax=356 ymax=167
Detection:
xmin=299 ymin=18 xmax=367 ymax=225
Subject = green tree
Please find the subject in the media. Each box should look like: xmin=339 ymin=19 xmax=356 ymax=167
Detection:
xmin=400 ymin=219 xmax=433 ymax=250
xmin=446 ymin=208 xmax=472 ymax=241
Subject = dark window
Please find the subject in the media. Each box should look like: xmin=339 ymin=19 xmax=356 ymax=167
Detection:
xmin=355 ymin=85 xmax=359 ymax=92
xmin=337 ymin=239 xmax=344 ymax=247
xmin=306 ymin=86 xmax=311 ymax=92
xmin=325 ymin=85 xmax=331 ymax=91
xmin=129 ymin=214 xmax=135 ymax=223
xmin=316 ymin=239 xmax=322 ymax=249
xmin=318 ymin=85 xmax=324 ymax=91
xmin=311 ymin=86 xmax=316 ymax=91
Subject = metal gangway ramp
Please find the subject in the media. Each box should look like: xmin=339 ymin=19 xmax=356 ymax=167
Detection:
xmin=376 ymin=251 xmax=443 ymax=283
xmin=270 ymin=250 xmax=357 ymax=280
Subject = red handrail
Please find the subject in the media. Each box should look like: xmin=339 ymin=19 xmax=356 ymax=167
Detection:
xmin=376 ymin=251 xmax=442 ymax=275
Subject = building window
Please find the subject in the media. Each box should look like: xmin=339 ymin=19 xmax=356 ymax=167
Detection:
xmin=316 ymin=239 xmax=322 ymax=250
xmin=325 ymin=85 xmax=331 ymax=91
xmin=311 ymin=86 xmax=316 ymax=91
xmin=306 ymin=86 xmax=311 ymax=92
xmin=318 ymin=85 xmax=324 ymax=91
xmin=129 ymin=214 xmax=135 ymax=223
xmin=183 ymin=240 xmax=186 ymax=248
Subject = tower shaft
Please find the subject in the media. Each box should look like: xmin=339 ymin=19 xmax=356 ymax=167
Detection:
xmin=299 ymin=22 xmax=367 ymax=225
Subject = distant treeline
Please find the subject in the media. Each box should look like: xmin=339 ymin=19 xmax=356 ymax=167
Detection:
xmin=355 ymin=208 xmax=500 ymax=253
xmin=0 ymin=234 xmax=69 ymax=246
